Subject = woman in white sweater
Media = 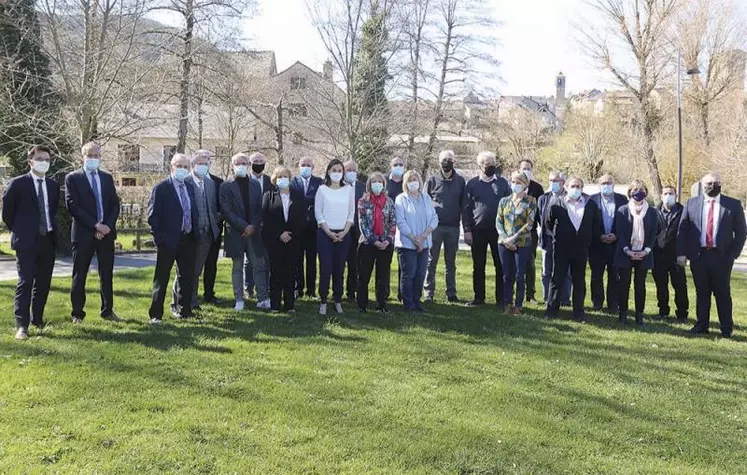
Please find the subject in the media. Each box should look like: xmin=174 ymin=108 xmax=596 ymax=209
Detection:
xmin=314 ymin=158 xmax=356 ymax=315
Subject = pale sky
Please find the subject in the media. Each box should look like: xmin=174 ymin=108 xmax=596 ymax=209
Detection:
xmin=243 ymin=0 xmax=612 ymax=97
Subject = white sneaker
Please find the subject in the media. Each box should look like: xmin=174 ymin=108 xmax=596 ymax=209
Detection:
xmin=149 ymin=318 xmax=162 ymax=326
xmin=256 ymin=299 xmax=271 ymax=310
xmin=234 ymin=300 xmax=245 ymax=311
xmin=319 ymin=303 xmax=327 ymax=316
xmin=335 ymin=303 xmax=343 ymax=314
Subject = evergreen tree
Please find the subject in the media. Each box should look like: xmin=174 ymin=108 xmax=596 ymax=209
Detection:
xmin=351 ymin=1 xmax=390 ymax=175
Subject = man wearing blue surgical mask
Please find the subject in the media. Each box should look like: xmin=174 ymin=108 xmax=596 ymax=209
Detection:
xmin=244 ymin=152 xmax=273 ymax=300
xmin=290 ymin=156 xmax=323 ymax=298
xmin=537 ymin=170 xmax=571 ymax=305
xmin=343 ymin=160 xmax=366 ymax=302
xmin=652 ymin=186 xmax=688 ymax=322
xmin=387 ymin=155 xmax=406 ymax=201
xmin=65 ymin=142 xmax=121 ymax=325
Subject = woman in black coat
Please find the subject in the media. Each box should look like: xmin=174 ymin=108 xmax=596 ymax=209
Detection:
xmin=614 ymin=179 xmax=659 ymax=326
xmin=262 ymin=166 xmax=307 ymax=312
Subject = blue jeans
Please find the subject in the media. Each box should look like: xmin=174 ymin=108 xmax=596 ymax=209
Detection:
xmin=398 ymin=248 xmax=428 ymax=310
xmin=317 ymin=229 xmax=351 ymax=303
xmin=499 ymin=245 xmax=531 ymax=308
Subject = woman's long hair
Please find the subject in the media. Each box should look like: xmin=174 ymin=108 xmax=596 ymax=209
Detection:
xmin=323 ymin=158 xmax=346 ymax=187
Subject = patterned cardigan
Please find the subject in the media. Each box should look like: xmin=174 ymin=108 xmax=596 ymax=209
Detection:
xmin=496 ymin=195 xmax=537 ymax=248
xmin=357 ymin=193 xmax=396 ymax=245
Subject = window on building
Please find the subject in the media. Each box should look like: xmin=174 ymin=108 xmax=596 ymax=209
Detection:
xmin=121 ymin=177 xmax=137 ymax=187
xmin=288 ymin=103 xmax=308 ymax=117
xmin=118 ymin=144 xmax=140 ymax=172
xmin=290 ymin=76 xmax=307 ymax=90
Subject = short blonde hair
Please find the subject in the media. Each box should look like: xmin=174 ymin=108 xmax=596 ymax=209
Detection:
xmin=627 ymin=179 xmax=648 ymax=198
xmin=510 ymin=170 xmax=529 ymax=187
xmin=366 ymin=171 xmax=387 ymax=193
xmin=270 ymin=165 xmax=292 ymax=184
xmin=402 ymin=170 xmax=422 ymax=188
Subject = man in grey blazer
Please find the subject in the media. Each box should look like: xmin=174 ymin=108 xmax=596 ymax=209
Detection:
xmin=219 ymin=153 xmax=270 ymax=311
xmin=171 ymin=150 xmax=220 ymax=314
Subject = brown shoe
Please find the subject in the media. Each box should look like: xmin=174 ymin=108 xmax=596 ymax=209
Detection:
xmin=15 ymin=327 xmax=28 ymax=340
xmin=512 ymin=306 xmax=522 ymax=316
xmin=504 ymin=304 xmax=515 ymax=315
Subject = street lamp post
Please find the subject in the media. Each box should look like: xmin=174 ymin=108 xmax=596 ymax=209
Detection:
xmin=676 ymin=51 xmax=701 ymax=199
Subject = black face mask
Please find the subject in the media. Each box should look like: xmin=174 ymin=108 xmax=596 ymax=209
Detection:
xmin=441 ymin=161 xmax=454 ymax=173
xmin=252 ymin=163 xmax=265 ymax=174
xmin=483 ymin=165 xmax=496 ymax=178
xmin=704 ymin=183 xmax=721 ymax=197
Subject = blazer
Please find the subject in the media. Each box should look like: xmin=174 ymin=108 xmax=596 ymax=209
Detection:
xmin=65 ymin=169 xmax=120 ymax=244
xmin=544 ymin=194 xmax=601 ymax=253
xmin=261 ymin=189 xmax=306 ymax=247
xmin=350 ymin=180 xmax=366 ymax=228
xmin=537 ymin=191 xmax=564 ymax=250
xmin=250 ymin=173 xmax=273 ymax=196
xmin=654 ymin=202 xmax=684 ymax=254
xmin=147 ymin=177 xmax=199 ymax=252
xmin=219 ymin=177 xmax=263 ymax=258
xmin=290 ymin=175 xmax=323 ymax=227
xmin=1 ymin=173 xmax=60 ymax=251
xmin=208 ymin=173 xmax=224 ymax=238
xmin=589 ymin=192 xmax=627 ymax=250
xmin=677 ymin=194 xmax=747 ymax=262
xmin=613 ymin=204 xmax=660 ymax=269
xmin=185 ymin=174 xmax=220 ymax=241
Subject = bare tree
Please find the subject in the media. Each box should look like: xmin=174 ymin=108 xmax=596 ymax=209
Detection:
xmin=579 ymin=0 xmax=681 ymax=196
xmin=497 ymin=107 xmax=551 ymax=167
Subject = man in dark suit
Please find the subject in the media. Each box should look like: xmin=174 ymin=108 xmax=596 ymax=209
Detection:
xmin=220 ymin=153 xmax=269 ymax=311
xmin=290 ymin=156 xmax=323 ymax=298
xmin=653 ymin=185 xmax=688 ymax=322
xmin=343 ymin=160 xmax=366 ymax=302
xmin=2 ymin=145 xmax=60 ymax=340
xmin=588 ymin=173 xmax=627 ymax=312
xmin=244 ymin=152 xmax=273 ymax=299
xmin=677 ymin=172 xmax=746 ymax=337
xmin=519 ymin=159 xmax=544 ymax=302
xmin=544 ymin=176 xmax=601 ymax=322
xmin=202 ymin=171 xmax=224 ymax=304
xmin=537 ymin=170 xmax=571 ymax=304
xmin=65 ymin=142 xmax=121 ymax=324
xmin=147 ymin=153 xmax=199 ymax=324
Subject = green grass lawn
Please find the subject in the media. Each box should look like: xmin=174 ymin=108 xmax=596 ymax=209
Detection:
xmin=1 ymin=252 xmax=746 ymax=473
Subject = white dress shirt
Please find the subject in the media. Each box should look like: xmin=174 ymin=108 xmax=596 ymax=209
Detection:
xmin=30 ymin=172 xmax=53 ymax=232
xmin=85 ymin=168 xmax=104 ymax=221
xmin=700 ymin=194 xmax=721 ymax=247
xmin=565 ymin=195 xmax=586 ymax=231
xmin=280 ymin=192 xmax=291 ymax=222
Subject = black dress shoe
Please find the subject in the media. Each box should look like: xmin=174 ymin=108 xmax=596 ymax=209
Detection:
xmin=635 ymin=314 xmax=645 ymax=327
xmin=721 ymin=333 xmax=732 ymax=339
xmin=466 ymin=300 xmax=484 ymax=307
xmin=377 ymin=305 xmax=390 ymax=314
xmin=101 ymin=312 xmax=121 ymax=322
xmin=676 ymin=316 xmax=689 ymax=324
xmin=447 ymin=296 xmax=460 ymax=303
xmin=689 ymin=326 xmax=709 ymax=335
xmin=358 ymin=307 xmax=368 ymax=313
xmin=618 ymin=314 xmax=629 ymax=325
xmin=572 ymin=313 xmax=587 ymax=323
xmin=592 ymin=304 xmax=603 ymax=311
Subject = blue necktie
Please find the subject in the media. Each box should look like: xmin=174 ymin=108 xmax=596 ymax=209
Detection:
xmin=91 ymin=171 xmax=104 ymax=222
xmin=177 ymin=183 xmax=192 ymax=232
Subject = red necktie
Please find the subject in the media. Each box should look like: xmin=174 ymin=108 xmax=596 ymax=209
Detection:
xmin=705 ymin=199 xmax=715 ymax=249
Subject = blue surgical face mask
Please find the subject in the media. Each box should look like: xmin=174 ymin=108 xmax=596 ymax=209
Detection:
xmin=32 ymin=160 xmax=50 ymax=174
xmin=568 ymin=188 xmax=582 ymax=200
xmin=194 ymin=164 xmax=209 ymax=178
xmin=299 ymin=166 xmax=312 ymax=178
xmin=345 ymin=171 xmax=357 ymax=184
xmin=511 ymin=183 xmax=524 ymax=194
xmin=663 ymin=194 xmax=676 ymax=207
xmin=84 ymin=158 xmax=100 ymax=172
xmin=391 ymin=165 xmax=405 ymax=177
xmin=371 ymin=182 xmax=384 ymax=195
xmin=173 ymin=167 xmax=189 ymax=182
xmin=276 ymin=177 xmax=290 ymax=189
xmin=234 ymin=165 xmax=248 ymax=178
xmin=550 ymin=182 xmax=561 ymax=194
xmin=602 ymin=184 xmax=614 ymax=196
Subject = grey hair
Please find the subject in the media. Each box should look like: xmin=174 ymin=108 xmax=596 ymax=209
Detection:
xmin=439 ymin=150 xmax=455 ymax=161
xmin=171 ymin=153 xmax=190 ymax=166
xmin=249 ymin=152 xmax=266 ymax=163
xmin=476 ymin=151 xmax=496 ymax=164
xmin=231 ymin=153 xmax=250 ymax=165
xmin=191 ymin=149 xmax=211 ymax=165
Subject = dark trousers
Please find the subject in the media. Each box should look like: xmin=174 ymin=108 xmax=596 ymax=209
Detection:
xmin=690 ymin=250 xmax=734 ymax=335
xmin=471 ymin=228 xmax=503 ymax=304
xmin=498 ymin=245 xmax=532 ymax=308
xmin=14 ymin=234 xmax=55 ymax=329
xmin=542 ymin=247 xmax=571 ymax=304
xmin=70 ymin=236 xmax=115 ymax=319
xmin=547 ymin=247 xmax=587 ymax=318
xmin=296 ymin=226 xmax=318 ymax=295
xmin=149 ymin=233 xmax=196 ymax=320
xmin=267 ymin=240 xmax=302 ymax=311
xmin=652 ymin=251 xmax=689 ymax=319
xmin=398 ymin=247 xmax=428 ymax=310
xmin=590 ymin=244 xmax=619 ymax=310
xmin=526 ymin=234 xmax=538 ymax=300
xmin=203 ymin=231 xmax=222 ymax=300
xmin=345 ymin=227 xmax=360 ymax=298
xmin=356 ymin=242 xmax=393 ymax=310
xmin=618 ymin=261 xmax=648 ymax=317
xmin=317 ymin=229 xmax=350 ymax=303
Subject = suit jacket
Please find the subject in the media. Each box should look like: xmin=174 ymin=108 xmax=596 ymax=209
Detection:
xmin=185 ymin=174 xmax=220 ymax=241
xmin=65 ymin=169 xmax=120 ymax=244
xmin=654 ymin=202 xmax=683 ymax=255
xmin=613 ymin=205 xmax=660 ymax=269
xmin=677 ymin=194 xmax=747 ymax=262
xmin=250 ymin=173 xmax=273 ymax=196
xmin=147 ymin=177 xmax=199 ymax=252
xmin=537 ymin=191 xmax=564 ymax=250
xmin=350 ymin=180 xmax=366 ymax=228
xmin=2 ymin=173 xmax=60 ymax=251
xmin=219 ymin=177 xmax=263 ymax=258
xmin=261 ymin=189 xmax=306 ymax=248
xmin=527 ymin=180 xmax=544 ymax=245
xmin=208 ymin=173 xmax=224 ymax=239
xmin=589 ymin=192 xmax=627 ymax=253
xmin=290 ymin=175 xmax=323 ymax=227
xmin=544 ymin=194 xmax=601 ymax=253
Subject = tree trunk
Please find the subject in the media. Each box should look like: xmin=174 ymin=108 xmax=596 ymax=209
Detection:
xmin=700 ymin=102 xmax=710 ymax=147
xmin=642 ymin=109 xmax=663 ymax=197
xmin=197 ymin=92 xmax=203 ymax=148
xmin=176 ymin=0 xmax=194 ymax=154
xmin=276 ymin=100 xmax=284 ymax=164
xmin=423 ymin=22 xmax=453 ymax=176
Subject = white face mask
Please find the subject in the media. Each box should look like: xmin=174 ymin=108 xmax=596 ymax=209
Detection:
xmin=32 ymin=160 xmax=50 ymax=174
xmin=329 ymin=172 xmax=343 ymax=183
xmin=407 ymin=181 xmax=420 ymax=192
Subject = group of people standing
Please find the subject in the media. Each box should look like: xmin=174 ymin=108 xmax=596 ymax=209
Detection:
xmin=3 ymin=143 xmax=745 ymax=341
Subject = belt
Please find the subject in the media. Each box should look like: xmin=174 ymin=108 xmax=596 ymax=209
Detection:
xmin=701 ymin=247 xmax=718 ymax=252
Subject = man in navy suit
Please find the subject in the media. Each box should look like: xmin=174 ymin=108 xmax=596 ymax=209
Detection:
xmin=147 ymin=153 xmax=199 ymax=324
xmin=677 ymin=172 xmax=746 ymax=337
xmin=202 ymin=171 xmax=224 ymax=304
xmin=537 ymin=170 xmax=571 ymax=305
xmin=588 ymin=173 xmax=627 ymax=312
xmin=2 ymin=145 xmax=59 ymax=340
xmin=65 ymin=142 xmax=121 ymax=324
xmin=291 ymin=156 xmax=323 ymax=298
xmin=244 ymin=152 xmax=273 ymax=299
xmin=653 ymin=185 xmax=688 ymax=322
xmin=343 ymin=160 xmax=366 ymax=302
